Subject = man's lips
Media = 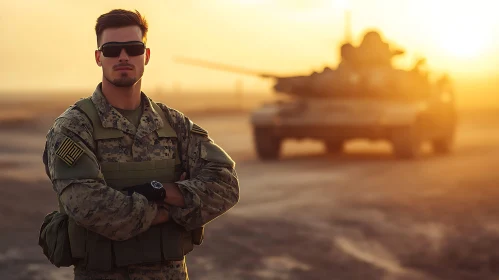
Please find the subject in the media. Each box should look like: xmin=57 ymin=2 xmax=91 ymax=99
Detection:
xmin=114 ymin=67 xmax=133 ymax=71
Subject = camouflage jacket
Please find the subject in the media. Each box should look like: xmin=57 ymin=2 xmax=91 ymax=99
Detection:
xmin=43 ymin=84 xmax=240 ymax=277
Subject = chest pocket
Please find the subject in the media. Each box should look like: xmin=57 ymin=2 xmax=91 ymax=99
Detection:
xmin=100 ymin=159 xmax=177 ymax=190
xmin=99 ymin=119 xmax=182 ymax=190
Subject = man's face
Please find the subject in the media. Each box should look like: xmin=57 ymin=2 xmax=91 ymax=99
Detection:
xmin=95 ymin=26 xmax=150 ymax=87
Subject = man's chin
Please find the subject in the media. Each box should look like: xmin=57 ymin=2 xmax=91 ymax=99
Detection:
xmin=108 ymin=77 xmax=138 ymax=87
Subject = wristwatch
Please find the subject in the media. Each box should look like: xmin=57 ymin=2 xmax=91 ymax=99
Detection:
xmin=151 ymin=180 xmax=163 ymax=189
xmin=150 ymin=180 xmax=166 ymax=201
xmin=124 ymin=180 xmax=167 ymax=202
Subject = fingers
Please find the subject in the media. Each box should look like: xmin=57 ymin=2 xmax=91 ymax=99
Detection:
xmin=180 ymin=172 xmax=187 ymax=181
xmin=158 ymin=207 xmax=170 ymax=223
xmin=157 ymin=201 xmax=169 ymax=209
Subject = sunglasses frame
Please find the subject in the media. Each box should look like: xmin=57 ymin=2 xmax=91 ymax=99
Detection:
xmin=98 ymin=41 xmax=146 ymax=57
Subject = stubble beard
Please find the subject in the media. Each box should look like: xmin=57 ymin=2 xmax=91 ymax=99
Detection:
xmin=105 ymin=72 xmax=138 ymax=87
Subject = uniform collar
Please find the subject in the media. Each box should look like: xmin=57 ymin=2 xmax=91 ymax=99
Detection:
xmin=90 ymin=83 xmax=164 ymax=139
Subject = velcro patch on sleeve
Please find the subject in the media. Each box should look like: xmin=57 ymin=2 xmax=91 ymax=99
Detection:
xmin=191 ymin=123 xmax=208 ymax=136
xmin=55 ymin=137 xmax=84 ymax=166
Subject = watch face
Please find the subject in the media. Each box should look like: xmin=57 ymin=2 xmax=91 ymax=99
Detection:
xmin=150 ymin=181 xmax=163 ymax=189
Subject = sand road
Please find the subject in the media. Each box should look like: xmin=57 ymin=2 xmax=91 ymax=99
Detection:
xmin=1 ymin=111 xmax=498 ymax=280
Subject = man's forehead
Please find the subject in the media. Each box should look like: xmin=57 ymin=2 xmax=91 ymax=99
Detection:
xmin=100 ymin=26 xmax=143 ymax=46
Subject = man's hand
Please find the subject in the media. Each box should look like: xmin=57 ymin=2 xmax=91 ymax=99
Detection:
xmin=151 ymin=206 xmax=170 ymax=225
xmin=162 ymin=172 xmax=187 ymax=208
xmin=179 ymin=172 xmax=187 ymax=181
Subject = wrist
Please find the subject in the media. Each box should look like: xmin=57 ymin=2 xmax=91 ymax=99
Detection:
xmin=162 ymin=183 xmax=177 ymax=203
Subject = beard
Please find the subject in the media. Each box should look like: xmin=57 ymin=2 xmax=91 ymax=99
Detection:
xmin=104 ymin=72 xmax=139 ymax=87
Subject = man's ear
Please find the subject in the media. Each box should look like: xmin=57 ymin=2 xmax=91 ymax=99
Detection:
xmin=145 ymin=48 xmax=151 ymax=65
xmin=95 ymin=50 xmax=102 ymax=66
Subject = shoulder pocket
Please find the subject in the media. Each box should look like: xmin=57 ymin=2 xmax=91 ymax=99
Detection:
xmin=200 ymin=141 xmax=235 ymax=168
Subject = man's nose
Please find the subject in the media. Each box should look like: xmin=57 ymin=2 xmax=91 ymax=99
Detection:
xmin=118 ymin=48 xmax=129 ymax=61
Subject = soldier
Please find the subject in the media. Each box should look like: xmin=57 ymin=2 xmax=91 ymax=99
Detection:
xmin=40 ymin=9 xmax=240 ymax=280
xmin=357 ymin=30 xmax=393 ymax=67
xmin=356 ymin=30 xmax=405 ymax=68
xmin=337 ymin=42 xmax=359 ymax=70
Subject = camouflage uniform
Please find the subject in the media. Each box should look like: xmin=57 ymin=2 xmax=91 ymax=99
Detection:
xmin=43 ymin=83 xmax=240 ymax=279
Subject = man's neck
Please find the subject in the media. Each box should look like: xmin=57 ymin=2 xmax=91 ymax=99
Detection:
xmin=101 ymin=79 xmax=142 ymax=110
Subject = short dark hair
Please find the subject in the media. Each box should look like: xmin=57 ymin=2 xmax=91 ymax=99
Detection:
xmin=95 ymin=9 xmax=148 ymax=47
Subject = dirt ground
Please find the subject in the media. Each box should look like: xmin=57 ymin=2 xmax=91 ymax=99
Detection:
xmin=1 ymin=104 xmax=499 ymax=280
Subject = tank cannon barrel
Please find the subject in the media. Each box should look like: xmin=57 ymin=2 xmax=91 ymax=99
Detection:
xmin=172 ymin=56 xmax=281 ymax=79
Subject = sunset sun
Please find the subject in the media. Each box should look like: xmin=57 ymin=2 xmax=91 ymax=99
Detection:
xmin=435 ymin=24 xmax=489 ymax=58
xmin=428 ymin=1 xmax=493 ymax=59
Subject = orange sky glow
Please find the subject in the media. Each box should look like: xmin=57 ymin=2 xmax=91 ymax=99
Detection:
xmin=0 ymin=0 xmax=498 ymax=95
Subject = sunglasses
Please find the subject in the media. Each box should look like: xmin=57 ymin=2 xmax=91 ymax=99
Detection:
xmin=98 ymin=41 xmax=146 ymax=57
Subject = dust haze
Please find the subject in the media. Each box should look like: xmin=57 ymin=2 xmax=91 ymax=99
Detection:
xmin=1 ymin=86 xmax=499 ymax=280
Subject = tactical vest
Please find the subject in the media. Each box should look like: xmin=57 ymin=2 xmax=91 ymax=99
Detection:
xmin=62 ymin=97 xmax=199 ymax=271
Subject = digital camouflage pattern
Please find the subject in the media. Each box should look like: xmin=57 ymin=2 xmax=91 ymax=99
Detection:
xmin=43 ymin=83 xmax=240 ymax=279
xmin=157 ymin=103 xmax=239 ymax=232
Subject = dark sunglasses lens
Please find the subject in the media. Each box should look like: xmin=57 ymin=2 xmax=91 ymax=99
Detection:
xmin=101 ymin=44 xmax=145 ymax=57
xmin=101 ymin=46 xmax=122 ymax=57
xmin=124 ymin=44 xmax=146 ymax=56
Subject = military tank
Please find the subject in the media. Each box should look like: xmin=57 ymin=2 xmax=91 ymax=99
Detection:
xmin=175 ymin=30 xmax=457 ymax=160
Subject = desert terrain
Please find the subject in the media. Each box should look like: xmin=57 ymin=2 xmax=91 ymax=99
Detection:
xmin=1 ymin=95 xmax=499 ymax=280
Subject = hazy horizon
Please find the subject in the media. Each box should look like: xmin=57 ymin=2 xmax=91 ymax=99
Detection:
xmin=1 ymin=0 xmax=498 ymax=95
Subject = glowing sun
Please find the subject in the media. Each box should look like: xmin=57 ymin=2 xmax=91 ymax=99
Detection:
xmin=436 ymin=25 xmax=489 ymax=58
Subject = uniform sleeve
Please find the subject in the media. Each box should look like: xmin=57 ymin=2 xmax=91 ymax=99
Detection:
xmin=168 ymin=117 xmax=240 ymax=231
xmin=44 ymin=112 xmax=158 ymax=241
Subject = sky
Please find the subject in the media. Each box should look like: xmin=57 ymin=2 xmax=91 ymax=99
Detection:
xmin=0 ymin=0 xmax=498 ymax=94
